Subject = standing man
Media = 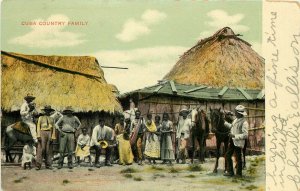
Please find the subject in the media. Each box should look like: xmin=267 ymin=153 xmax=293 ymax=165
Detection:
xmin=20 ymin=94 xmax=38 ymax=143
xmin=55 ymin=106 xmax=81 ymax=169
xmin=130 ymin=110 xmax=145 ymax=165
xmin=176 ymin=107 xmax=192 ymax=164
xmin=90 ymin=118 xmax=114 ymax=168
xmin=224 ymin=105 xmax=249 ymax=177
xmin=36 ymin=105 xmax=56 ymax=170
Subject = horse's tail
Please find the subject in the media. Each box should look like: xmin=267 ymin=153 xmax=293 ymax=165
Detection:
xmin=4 ymin=125 xmax=10 ymax=151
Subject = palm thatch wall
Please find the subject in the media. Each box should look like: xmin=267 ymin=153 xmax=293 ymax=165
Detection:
xmin=164 ymin=27 xmax=264 ymax=89
xmin=1 ymin=51 xmax=122 ymax=113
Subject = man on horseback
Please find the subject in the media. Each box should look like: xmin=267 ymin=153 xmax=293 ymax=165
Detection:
xmin=224 ymin=105 xmax=249 ymax=177
xmin=20 ymin=94 xmax=38 ymax=144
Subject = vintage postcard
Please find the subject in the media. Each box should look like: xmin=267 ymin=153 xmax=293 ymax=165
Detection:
xmin=0 ymin=0 xmax=299 ymax=191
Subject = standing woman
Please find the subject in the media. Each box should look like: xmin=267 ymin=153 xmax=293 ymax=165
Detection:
xmin=117 ymin=118 xmax=134 ymax=165
xmin=160 ymin=112 xmax=175 ymax=164
xmin=144 ymin=114 xmax=160 ymax=164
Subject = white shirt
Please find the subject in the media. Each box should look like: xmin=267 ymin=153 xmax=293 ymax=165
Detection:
xmin=225 ymin=118 xmax=249 ymax=148
xmin=77 ymin=134 xmax=90 ymax=146
xmin=20 ymin=101 xmax=35 ymax=121
xmin=90 ymin=125 xmax=114 ymax=146
xmin=176 ymin=117 xmax=192 ymax=139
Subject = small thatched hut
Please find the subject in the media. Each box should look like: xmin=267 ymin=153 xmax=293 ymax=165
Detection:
xmin=164 ymin=27 xmax=264 ymax=89
xmin=1 ymin=51 xmax=123 ymax=135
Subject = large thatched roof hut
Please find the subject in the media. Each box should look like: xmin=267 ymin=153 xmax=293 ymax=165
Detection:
xmin=164 ymin=27 xmax=264 ymax=89
xmin=119 ymin=27 xmax=265 ymax=153
xmin=1 ymin=51 xmax=123 ymax=133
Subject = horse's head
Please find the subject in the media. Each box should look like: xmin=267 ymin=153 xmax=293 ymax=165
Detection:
xmin=209 ymin=107 xmax=223 ymax=133
xmin=224 ymin=110 xmax=234 ymax=123
xmin=190 ymin=108 xmax=199 ymax=128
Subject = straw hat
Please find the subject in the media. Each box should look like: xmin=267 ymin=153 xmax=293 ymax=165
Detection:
xmin=235 ymin=105 xmax=247 ymax=116
xmin=24 ymin=93 xmax=35 ymax=101
xmin=42 ymin=105 xmax=55 ymax=112
xmin=63 ymin=106 xmax=74 ymax=113
xmin=179 ymin=106 xmax=189 ymax=116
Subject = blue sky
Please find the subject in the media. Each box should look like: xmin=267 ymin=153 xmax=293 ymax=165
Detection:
xmin=1 ymin=0 xmax=262 ymax=93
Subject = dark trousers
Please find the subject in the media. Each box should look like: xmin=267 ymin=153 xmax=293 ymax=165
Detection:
xmin=133 ymin=134 xmax=143 ymax=161
xmin=93 ymin=145 xmax=111 ymax=164
xmin=36 ymin=131 xmax=53 ymax=167
xmin=58 ymin=132 xmax=75 ymax=165
xmin=226 ymin=139 xmax=242 ymax=176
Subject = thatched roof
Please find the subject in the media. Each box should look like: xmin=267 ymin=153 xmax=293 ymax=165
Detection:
xmin=1 ymin=51 xmax=123 ymax=113
xmin=163 ymin=27 xmax=264 ymax=89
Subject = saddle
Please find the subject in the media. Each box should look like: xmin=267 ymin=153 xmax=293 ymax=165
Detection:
xmin=11 ymin=121 xmax=31 ymax=135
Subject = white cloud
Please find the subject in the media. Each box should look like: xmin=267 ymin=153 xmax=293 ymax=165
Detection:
xmin=197 ymin=9 xmax=249 ymax=40
xmin=141 ymin=9 xmax=167 ymax=24
xmin=9 ymin=14 xmax=85 ymax=48
xmin=116 ymin=9 xmax=167 ymax=42
xmin=93 ymin=46 xmax=187 ymax=93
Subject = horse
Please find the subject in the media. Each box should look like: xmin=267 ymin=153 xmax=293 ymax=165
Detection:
xmin=210 ymin=108 xmax=248 ymax=173
xmin=4 ymin=111 xmax=63 ymax=163
xmin=190 ymin=108 xmax=209 ymax=164
xmin=210 ymin=108 xmax=231 ymax=173
xmin=4 ymin=123 xmax=33 ymax=162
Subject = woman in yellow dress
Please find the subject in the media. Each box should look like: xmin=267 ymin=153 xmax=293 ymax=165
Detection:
xmin=117 ymin=118 xmax=134 ymax=165
xmin=144 ymin=114 xmax=160 ymax=164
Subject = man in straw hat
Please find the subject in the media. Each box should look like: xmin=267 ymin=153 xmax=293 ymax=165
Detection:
xmin=55 ymin=106 xmax=81 ymax=169
xmin=36 ymin=105 xmax=56 ymax=170
xmin=176 ymin=106 xmax=192 ymax=164
xmin=224 ymin=105 xmax=249 ymax=177
xmin=20 ymin=93 xmax=38 ymax=143
xmin=90 ymin=117 xmax=114 ymax=168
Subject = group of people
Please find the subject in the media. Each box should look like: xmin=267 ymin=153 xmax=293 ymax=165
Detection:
xmin=20 ymin=94 xmax=248 ymax=177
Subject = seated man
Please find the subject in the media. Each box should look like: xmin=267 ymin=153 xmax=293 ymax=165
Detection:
xmin=90 ymin=118 xmax=114 ymax=168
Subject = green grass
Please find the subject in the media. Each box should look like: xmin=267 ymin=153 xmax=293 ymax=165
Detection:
xmin=123 ymin=174 xmax=133 ymax=178
xmin=120 ymin=167 xmax=138 ymax=174
xmin=13 ymin=179 xmax=22 ymax=183
xmin=185 ymin=174 xmax=196 ymax=178
xmin=245 ymin=185 xmax=258 ymax=190
xmin=247 ymin=166 xmax=257 ymax=176
xmin=62 ymin=179 xmax=70 ymax=185
xmin=150 ymin=165 xmax=164 ymax=171
xmin=169 ymin=167 xmax=180 ymax=173
xmin=13 ymin=176 xmax=28 ymax=183
xmin=133 ymin=177 xmax=143 ymax=181
xmin=187 ymin=164 xmax=203 ymax=172
xmin=153 ymin=173 xmax=166 ymax=178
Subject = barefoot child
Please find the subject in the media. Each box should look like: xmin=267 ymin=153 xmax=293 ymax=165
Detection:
xmin=75 ymin=128 xmax=92 ymax=166
xmin=22 ymin=141 xmax=36 ymax=170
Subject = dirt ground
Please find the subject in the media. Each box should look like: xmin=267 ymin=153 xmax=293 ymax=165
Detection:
xmin=1 ymin=155 xmax=265 ymax=191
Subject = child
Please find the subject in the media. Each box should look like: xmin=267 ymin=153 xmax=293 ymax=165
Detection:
xmin=22 ymin=141 xmax=36 ymax=170
xmin=75 ymin=128 xmax=92 ymax=167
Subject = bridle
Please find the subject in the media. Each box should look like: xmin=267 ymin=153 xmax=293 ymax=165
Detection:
xmin=211 ymin=110 xmax=230 ymax=135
